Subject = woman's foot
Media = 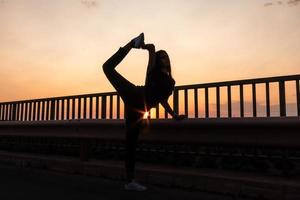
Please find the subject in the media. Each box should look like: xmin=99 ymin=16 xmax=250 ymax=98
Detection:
xmin=132 ymin=33 xmax=144 ymax=48
xmin=124 ymin=180 xmax=147 ymax=191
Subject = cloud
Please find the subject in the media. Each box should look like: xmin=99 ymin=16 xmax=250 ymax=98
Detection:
xmin=81 ymin=0 xmax=97 ymax=8
xmin=0 ymin=0 xmax=7 ymax=5
xmin=287 ymin=0 xmax=300 ymax=5
xmin=264 ymin=2 xmax=273 ymax=6
xmin=264 ymin=0 xmax=300 ymax=6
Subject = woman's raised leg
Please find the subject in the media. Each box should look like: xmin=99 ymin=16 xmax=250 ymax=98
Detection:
xmin=102 ymin=40 xmax=135 ymax=99
xmin=102 ymin=33 xmax=144 ymax=100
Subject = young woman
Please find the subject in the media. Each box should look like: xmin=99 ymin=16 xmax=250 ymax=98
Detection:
xmin=102 ymin=33 xmax=185 ymax=191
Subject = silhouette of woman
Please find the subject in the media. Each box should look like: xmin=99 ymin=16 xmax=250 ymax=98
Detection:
xmin=102 ymin=33 xmax=185 ymax=191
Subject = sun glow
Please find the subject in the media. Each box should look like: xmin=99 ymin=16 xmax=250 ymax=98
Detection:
xmin=0 ymin=1 xmax=300 ymax=102
xmin=143 ymin=111 xmax=149 ymax=119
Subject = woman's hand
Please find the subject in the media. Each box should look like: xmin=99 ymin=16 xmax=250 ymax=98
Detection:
xmin=173 ymin=114 xmax=186 ymax=121
xmin=161 ymin=100 xmax=186 ymax=121
xmin=141 ymin=43 xmax=155 ymax=50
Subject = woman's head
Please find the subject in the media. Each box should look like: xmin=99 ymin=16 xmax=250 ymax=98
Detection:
xmin=155 ymin=50 xmax=172 ymax=77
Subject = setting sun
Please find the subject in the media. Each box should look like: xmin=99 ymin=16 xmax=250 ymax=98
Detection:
xmin=143 ymin=112 xmax=149 ymax=119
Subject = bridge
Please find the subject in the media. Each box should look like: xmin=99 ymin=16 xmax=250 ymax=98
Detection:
xmin=0 ymin=74 xmax=300 ymax=200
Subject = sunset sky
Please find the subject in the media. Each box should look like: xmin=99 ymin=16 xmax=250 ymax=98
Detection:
xmin=0 ymin=0 xmax=299 ymax=102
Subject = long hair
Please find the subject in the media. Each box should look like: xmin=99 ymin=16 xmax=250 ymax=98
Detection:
xmin=155 ymin=50 xmax=172 ymax=78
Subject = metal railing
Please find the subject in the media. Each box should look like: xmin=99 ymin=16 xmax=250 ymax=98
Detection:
xmin=0 ymin=74 xmax=299 ymax=121
xmin=174 ymin=74 xmax=300 ymax=118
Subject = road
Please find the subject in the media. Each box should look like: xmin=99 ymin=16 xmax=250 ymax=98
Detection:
xmin=0 ymin=163 xmax=241 ymax=200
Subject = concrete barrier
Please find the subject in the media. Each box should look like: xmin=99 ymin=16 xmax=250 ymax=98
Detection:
xmin=0 ymin=117 xmax=300 ymax=147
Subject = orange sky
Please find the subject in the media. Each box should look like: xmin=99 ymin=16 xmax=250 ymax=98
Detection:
xmin=0 ymin=0 xmax=300 ymax=102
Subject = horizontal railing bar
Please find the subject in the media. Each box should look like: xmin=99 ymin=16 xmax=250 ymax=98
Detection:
xmin=1 ymin=74 xmax=300 ymax=105
xmin=175 ymin=74 xmax=300 ymax=90
xmin=0 ymin=92 xmax=118 ymax=104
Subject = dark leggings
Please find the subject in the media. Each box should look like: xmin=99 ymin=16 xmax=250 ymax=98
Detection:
xmin=102 ymin=47 xmax=145 ymax=182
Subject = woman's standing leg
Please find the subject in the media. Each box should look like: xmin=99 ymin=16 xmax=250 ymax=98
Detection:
xmin=125 ymin=124 xmax=140 ymax=182
xmin=124 ymin=107 xmax=143 ymax=182
xmin=123 ymin=106 xmax=148 ymax=191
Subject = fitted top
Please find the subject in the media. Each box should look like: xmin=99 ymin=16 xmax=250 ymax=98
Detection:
xmin=144 ymin=71 xmax=175 ymax=110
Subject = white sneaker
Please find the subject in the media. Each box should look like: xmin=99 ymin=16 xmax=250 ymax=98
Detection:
xmin=132 ymin=33 xmax=144 ymax=48
xmin=124 ymin=180 xmax=147 ymax=191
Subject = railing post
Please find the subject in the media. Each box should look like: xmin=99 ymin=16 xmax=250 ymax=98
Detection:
xmin=216 ymin=86 xmax=220 ymax=118
xmin=78 ymin=98 xmax=82 ymax=119
xmin=37 ymin=101 xmax=41 ymax=121
xmin=67 ymin=99 xmax=70 ymax=120
xmin=46 ymin=100 xmax=50 ymax=120
xmin=20 ymin=103 xmax=23 ymax=121
xmin=24 ymin=103 xmax=28 ymax=121
xmin=50 ymin=100 xmax=55 ymax=120
xmin=17 ymin=103 xmax=22 ymax=121
xmin=33 ymin=101 xmax=36 ymax=121
xmin=96 ymin=96 xmax=99 ymax=119
xmin=156 ymin=104 xmax=159 ymax=119
xmin=205 ymin=87 xmax=209 ymax=118
xmin=56 ymin=100 xmax=60 ymax=120
xmin=296 ymin=80 xmax=300 ymax=116
xmin=41 ymin=101 xmax=44 ymax=120
xmin=28 ymin=102 xmax=32 ymax=121
xmin=90 ymin=97 xmax=93 ymax=119
xmin=227 ymin=86 xmax=232 ymax=118
xmin=173 ymin=88 xmax=179 ymax=115
xmin=61 ymin=99 xmax=65 ymax=120
xmin=240 ymin=84 xmax=244 ymax=117
xmin=279 ymin=81 xmax=286 ymax=117
xmin=184 ymin=89 xmax=188 ymax=117
xmin=12 ymin=103 xmax=16 ymax=121
xmin=252 ymin=83 xmax=257 ymax=117
xmin=101 ymin=95 xmax=107 ymax=119
xmin=109 ymin=95 xmax=113 ymax=119
xmin=194 ymin=88 xmax=199 ymax=118
xmin=0 ymin=104 xmax=3 ymax=121
xmin=72 ymin=98 xmax=75 ymax=119
xmin=9 ymin=104 xmax=12 ymax=121
xmin=266 ymin=82 xmax=270 ymax=117
xmin=83 ymin=97 xmax=87 ymax=119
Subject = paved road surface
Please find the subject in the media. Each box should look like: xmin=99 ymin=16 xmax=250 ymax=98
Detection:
xmin=0 ymin=163 xmax=244 ymax=200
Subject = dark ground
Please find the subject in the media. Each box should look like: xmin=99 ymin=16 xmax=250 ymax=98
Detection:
xmin=0 ymin=163 xmax=244 ymax=200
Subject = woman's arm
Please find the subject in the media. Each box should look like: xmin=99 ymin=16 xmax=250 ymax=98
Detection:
xmin=142 ymin=44 xmax=156 ymax=82
xmin=161 ymin=99 xmax=186 ymax=120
